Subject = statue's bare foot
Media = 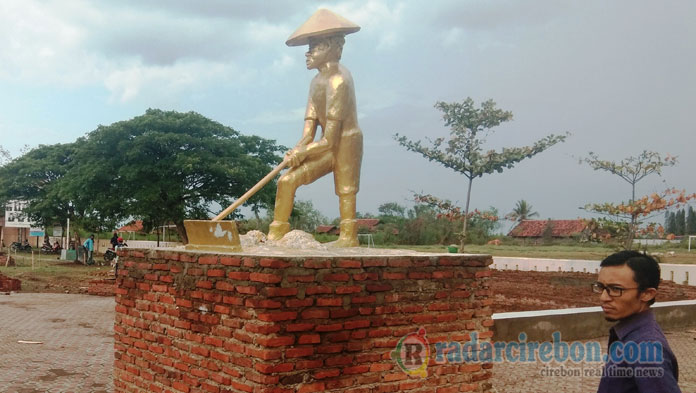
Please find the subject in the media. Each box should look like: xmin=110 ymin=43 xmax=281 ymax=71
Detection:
xmin=267 ymin=221 xmax=291 ymax=241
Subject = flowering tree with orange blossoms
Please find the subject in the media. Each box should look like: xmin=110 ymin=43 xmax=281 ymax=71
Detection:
xmin=414 ymin=193 xmax=499 ymax=223
xmin=584 ymin=189 xmax=696 ymax=249
xmin=413 ymin=193 xmax=500 ymax=245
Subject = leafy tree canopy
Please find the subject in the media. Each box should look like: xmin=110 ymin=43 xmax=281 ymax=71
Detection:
xmin=378 ymin=202 xmax=406 ymax=218
xmin=582 ymin=150 xmax=677 ymax=201
xmin=289 ymin=200 xmax=328 ymax=232
xmin=0 ymin=143 xmax=78 ymax=229
xmin=0 ymin=109 xmax=285 ymax=242
xmin=394 ymin=97 xmax=568 ymax=248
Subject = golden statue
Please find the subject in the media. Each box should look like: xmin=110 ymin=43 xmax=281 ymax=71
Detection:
xmin=267 ymin=9 xmax=363 ymax=247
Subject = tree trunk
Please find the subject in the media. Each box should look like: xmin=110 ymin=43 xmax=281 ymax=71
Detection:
xmin=73 ymin=231 xmax=81 ymax=263
xmin=460 ymin=177 xmax=474 ymax=250
xmin=625 ymin=215 xmax=636 ymax=250
xmin=626 ymin=183 xmax=636 ymax=250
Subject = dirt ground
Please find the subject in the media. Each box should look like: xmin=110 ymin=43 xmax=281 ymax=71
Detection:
xmin=1 ymin=261 xmax=113 ymax=294
xmin=490 ymin=270 xmax=696 ymax=313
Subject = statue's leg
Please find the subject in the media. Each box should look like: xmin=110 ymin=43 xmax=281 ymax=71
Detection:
xmin=333 ymin=129 xmax=363 ymax=247
xmin=268 ymin=155 xmax=333 ymax=241
xmin=334 ymin=193 xmax=359 ymax=247
xmin=268 ymin=171 xmax=299 ymax=240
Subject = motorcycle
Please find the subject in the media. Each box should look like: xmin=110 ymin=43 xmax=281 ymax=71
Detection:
xmin=41 ymin=244 xmax=62 ymax=254
xmin=103 ymin=248 xmax=117 ymax=263
xmin=104 ymin=243 xmax=127 ymax=264
xmin=10 ymin=241 xmax=32 ymax=252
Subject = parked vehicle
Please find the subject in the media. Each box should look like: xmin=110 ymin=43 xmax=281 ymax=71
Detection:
xmin=41 ymin=244 xmax=62 ymax=254
xmin=10 ymin=241 xmax=32 ymax=252
xmin=103 ymin=249 xmax=117 ymax=263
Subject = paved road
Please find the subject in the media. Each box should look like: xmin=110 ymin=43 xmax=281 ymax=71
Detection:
xmin=0 ymin=293 xmax=114 ymax=393
xmin=0 ymin=293 xmax=694 ymax=393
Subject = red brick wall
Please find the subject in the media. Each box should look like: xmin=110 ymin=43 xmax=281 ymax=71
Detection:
xmin=89 ymin=279 xmax=115 ymax=296
xmin=114 ymin=249 xmax=494 ymax=393
xmin=0 ymin=273 xmax=21 ymax=291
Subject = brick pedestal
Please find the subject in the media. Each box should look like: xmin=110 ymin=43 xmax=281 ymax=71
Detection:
xmin=0 ymin=273 xmax=21 ymax=291
xmin=114 ymin=249 xmax=494 ymax=393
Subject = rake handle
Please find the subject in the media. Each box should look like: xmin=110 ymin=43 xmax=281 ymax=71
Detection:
xmin=213 ymin=159 xmax=290 ymax=221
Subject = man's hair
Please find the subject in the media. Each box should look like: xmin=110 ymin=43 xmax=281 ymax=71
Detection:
xmin=600 ymin=250 xmax=660 ymax=305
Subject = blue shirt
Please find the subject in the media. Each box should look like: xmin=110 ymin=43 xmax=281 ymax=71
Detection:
xmin=597 ymin=310 xmax=680 ymax=393
xmin=83 ymin=238 xmax=94 ymax=251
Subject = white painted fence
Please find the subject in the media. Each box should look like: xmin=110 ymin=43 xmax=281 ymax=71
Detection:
xmin=492 ymin=256 xmax=696 ymax=286
xmin=121 ymin=240 xmax=183 ymax=249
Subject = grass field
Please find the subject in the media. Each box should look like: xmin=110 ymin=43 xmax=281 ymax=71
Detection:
xmin=1 ymin=243 xmax=694 ymax=293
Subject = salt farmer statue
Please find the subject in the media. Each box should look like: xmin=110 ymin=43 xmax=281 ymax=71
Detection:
xmin=267 ymin=9 xmax=363 ymax=247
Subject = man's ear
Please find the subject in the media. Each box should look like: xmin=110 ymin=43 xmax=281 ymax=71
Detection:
xmin=640 ymin=288 xmax=657 ymax=303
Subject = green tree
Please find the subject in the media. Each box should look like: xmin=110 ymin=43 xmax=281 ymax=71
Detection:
xmin=395 ymin=98 xmax=568 ymax=248
xmin=402 ymin=204 xmax=459 ymax=245
xmin=0 ymin=145 xmax=11 ymax=167
xmin=541 ymin=219 xmax=554 ymax=245
xmin=585 ymin=189 xmax=695 ymax=247
xmin=1 ymin=110 xmax=285 ymax=243
xmin=582 ymin=150 xmax=677 ymax=247
xmin=675 ymin=208 xmax=686 ymax=236
xmin=289 ymin=200 xmax=328 ymax=232
xmin=0 ymin=143 xmax=80 ymax=232
xmin=665 ymin=211 xmax=677 ymax=235
xmin=378 ymin=202 xmax=406 ymax=218
xmin=506 ymin=199 xmax=539 ymax=222
xmin=687 ymin=206 xmax=696 ymax=235
xmin=76 ymin=109 xmax=284 ymax=242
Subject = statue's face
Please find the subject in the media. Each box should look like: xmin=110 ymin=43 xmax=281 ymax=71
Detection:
xmin=305 ymin=38 xmax=334 ymax=70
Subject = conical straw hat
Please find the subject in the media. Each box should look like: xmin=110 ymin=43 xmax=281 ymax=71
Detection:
xmin=286 ymin=9 xmax=360 ymax=47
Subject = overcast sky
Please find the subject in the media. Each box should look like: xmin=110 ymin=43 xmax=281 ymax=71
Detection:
xmin=0 ymin=0 xmax=694 ymax=227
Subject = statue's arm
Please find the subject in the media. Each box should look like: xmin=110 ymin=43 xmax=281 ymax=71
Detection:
xmin=287 ymin=119 xmax=340 ymax=167
xmin=287 ymin=76 xmax=346 ymax=167
xmin=295 ymin=118 xmax=317 ymax=147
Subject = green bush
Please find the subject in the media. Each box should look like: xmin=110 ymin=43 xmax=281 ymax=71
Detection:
xmin=314 ymin=233 xmax=338 ymax=243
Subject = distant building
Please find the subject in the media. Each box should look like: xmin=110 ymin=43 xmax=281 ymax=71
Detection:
xmin=508 ymin=219 xmax=587 ymax=238
xmin=316 ymin=225 xmax=339 ymax=235
xmin=118 ymin=220 xmax=145 ymax=233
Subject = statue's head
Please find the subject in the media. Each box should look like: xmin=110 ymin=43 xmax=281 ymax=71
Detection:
xmin=305 ymin=35 xmax=345 ymax=69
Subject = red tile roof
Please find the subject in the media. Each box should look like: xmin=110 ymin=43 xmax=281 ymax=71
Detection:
xmin=316 ymin=225 xmax=337 ymax=234
xmin=356 ymin=219 xmax=380 ymax=230
xmin=508 ymin=219 xmax=587 ymax=238
xmin=118 ymin=220 xmax=144 ymax=233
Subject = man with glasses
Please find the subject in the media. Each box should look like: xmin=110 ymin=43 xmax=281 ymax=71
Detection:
xmin=593 ymin=250 xmax=681 ymax=392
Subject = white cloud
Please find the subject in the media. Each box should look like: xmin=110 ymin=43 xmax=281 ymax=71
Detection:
xmin=271 ymin=54 xmax=297 ymax=73
xmin=0 ymin=1 xmax=300 ymax=97
xmin=241 ymin=107 xmax=306 ymax=126
xmin=103 ymin=60 xmax=252 ymax=103
xmin=322 ymin=1 xmax=406 ymax=50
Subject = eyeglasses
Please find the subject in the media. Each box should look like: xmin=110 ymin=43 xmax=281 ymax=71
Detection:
xmin=591 ymin=282 xmax=639 ymax=297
